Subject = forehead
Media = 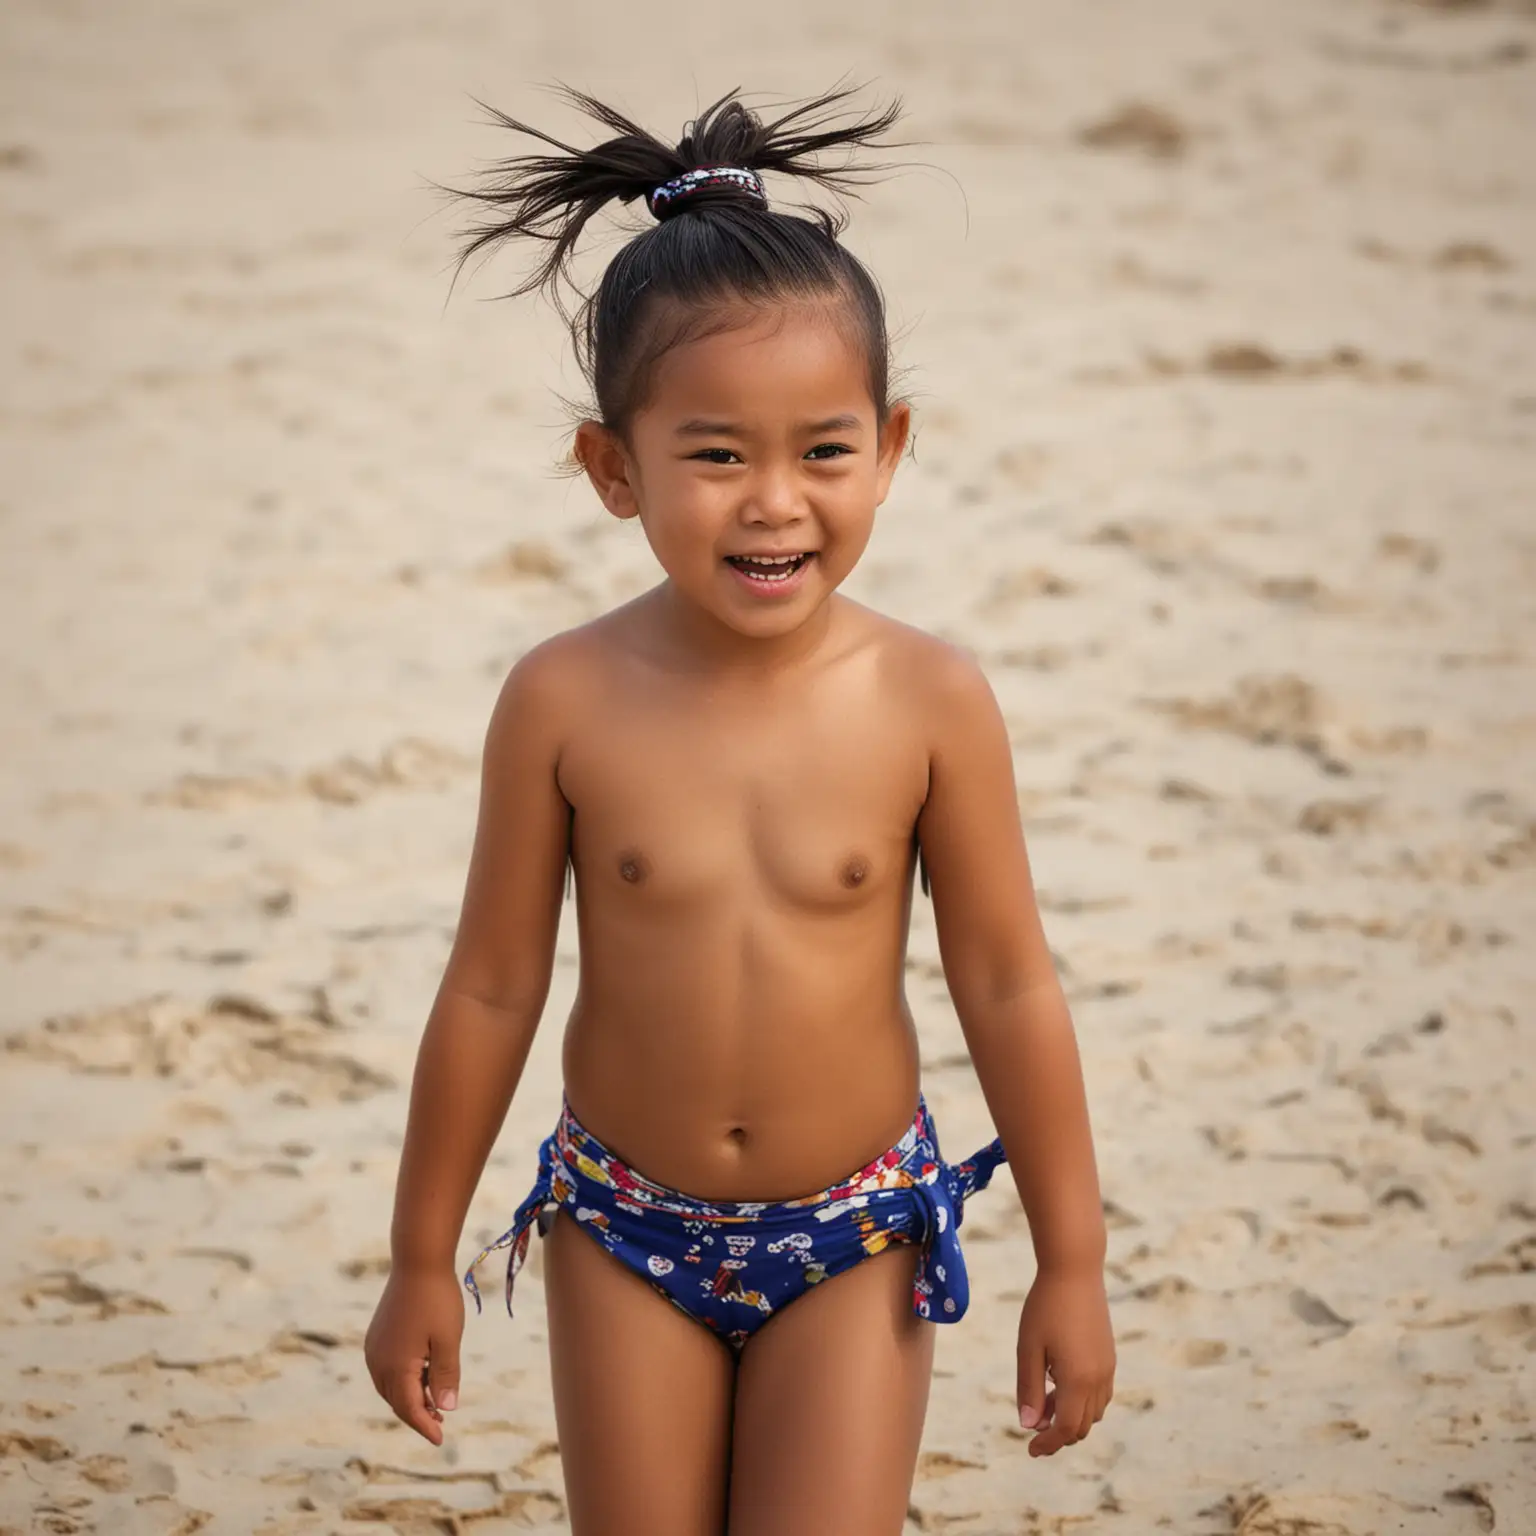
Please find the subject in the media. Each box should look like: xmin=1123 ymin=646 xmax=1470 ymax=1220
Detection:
xmin=640 ymin=303 xmax=874 ymax=423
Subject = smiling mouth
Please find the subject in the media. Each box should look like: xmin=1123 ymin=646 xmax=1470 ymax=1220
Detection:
xmin=724 ymin=553 xmax=815 ymax=584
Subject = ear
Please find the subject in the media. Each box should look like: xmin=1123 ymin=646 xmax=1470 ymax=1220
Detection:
xmin=873 ymin=401 xmax=911 ymax=506
xmin=573 ymin=420 xmax=641 ymax=521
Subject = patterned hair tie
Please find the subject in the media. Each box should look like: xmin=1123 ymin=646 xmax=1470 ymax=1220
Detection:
xmin=647 ymin=166 xmax=768 ymax=221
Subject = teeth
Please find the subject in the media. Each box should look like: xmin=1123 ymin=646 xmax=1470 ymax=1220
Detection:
xmin=728 ymin=552 xmax=810 ymax=584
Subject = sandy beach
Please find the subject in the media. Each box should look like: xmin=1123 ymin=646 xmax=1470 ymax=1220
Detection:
xmin=2 ymin=1 xmax=1533 ymax=1531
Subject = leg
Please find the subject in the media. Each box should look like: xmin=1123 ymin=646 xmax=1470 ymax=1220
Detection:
xmin=727 ymin=1244 xmax=935 ymax=1536
xmin=544 ymin=1210 xmax=736 ymax=1536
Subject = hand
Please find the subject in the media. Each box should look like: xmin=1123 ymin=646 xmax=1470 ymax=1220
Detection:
xmin=364 ymin=1264 xmax=466 ymax=1446
xmin=1015 ymin=1263 xmax=1115 ymax=1457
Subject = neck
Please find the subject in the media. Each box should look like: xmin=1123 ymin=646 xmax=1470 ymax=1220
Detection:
xmin=647 ymin=581 xmax=838 ymax=678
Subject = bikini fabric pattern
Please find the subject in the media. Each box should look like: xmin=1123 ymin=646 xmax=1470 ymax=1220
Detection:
xmin=464 ymin=1096 xmax=1007 ymax=1353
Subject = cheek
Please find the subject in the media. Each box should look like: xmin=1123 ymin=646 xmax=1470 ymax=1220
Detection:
xmin=641 ymin=478 xmax=728 ymax=561
xmin=826 ymin=471 xmax=882 ymax=530
xmin=833 ymin=509 xmax=877 ymax=565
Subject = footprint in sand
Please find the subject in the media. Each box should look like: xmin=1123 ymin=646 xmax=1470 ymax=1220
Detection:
xmin=70 ymin=1452 xmax=134 ymax=1492
xmin=912 ymin=1450 xmax=985 ymax=1480
xmin=1333 ymin=1065 xmax=1482 ymax=1156
xmin=1297 ymin=797 xmax=1379 ymax=835
xmin=976 ymin=566 xmax=1078 ymax=619
xmin=1316 ymin=28 xmax=1530 ymax=75
xmin=987 ymin=644 xmax=1075 ymax=672
xmin=1433 ymin=241 xmax=1515 ymax=273
xmin=0 ymin=1432 xmax=212 ymax=1535
xmin=0 ymin=1430 xmax=71 ymax=1464
xmin=148 ymin=736 xmax=474 ymax=810
xmin=1252 ymin=573 xmax=1352 ymax=612
xmin=1107 ymin=252 xmax=1208 ymax=296
xmin=1087 ymin=517 xmax=1205 ymax=576
xmin=474 ymin=539 xmax=569 ymax=582
xmin=1218 ymin=1491 xmax=1428 ymax=1535
xmin=1146 ymin=673 xmax=1349 ymax=775
xmin=343 ymin=1489 xmax=565 ymax=1528
xmin=338 ymin=1253 xmax=392 ymax=1282
xmin=1289 ymin=1287 xmax=1354 ymax=1336
xmin=1180 ymin=1338 xmax=1230 ymax=1367
xmin=1079 ymin=344 xmax=1433 ymax=385
xmin=1309 ymin=1419 xmax=1371 ymax=1443
xmin=1358 ymin=236 xmax=1516 ymax=275
xmin=4 ymin=993 xmax=394 ymax=1103
xmin=1464 ymin=1232 xmax=1536 ymax=1278
xmin=511 ymin=1439 xmax=564 ymax=1483
xmin=1376 ymin=531 xmax=1442 ymax=573
xmin=1077 ymin=101 xmax=1190 ymax=159
xmin=1201 ymin=342 xmax=1432 ymax=384
xmin=13 ymin=1271 xmax=169 ymax=1326
xmin=1444 ymin=1484 xmax=1498 ymax=1533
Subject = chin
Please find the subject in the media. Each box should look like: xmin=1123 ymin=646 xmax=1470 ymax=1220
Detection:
xmin=718 ymin=601 xmax=824 ymax=637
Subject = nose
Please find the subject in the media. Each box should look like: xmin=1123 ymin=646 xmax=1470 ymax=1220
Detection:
xmin=742 ymin=461 xmax=804 ymax=528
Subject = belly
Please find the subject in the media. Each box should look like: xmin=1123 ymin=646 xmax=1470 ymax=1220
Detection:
xmin=559 ymin=904 xmax=922 ymax=1200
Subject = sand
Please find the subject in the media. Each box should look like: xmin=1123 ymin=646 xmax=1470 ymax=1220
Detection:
xmin=2 ymin=1 xmax=1533 ymax=1531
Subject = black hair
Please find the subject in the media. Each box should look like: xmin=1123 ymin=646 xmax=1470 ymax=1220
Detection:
xmin=442 ymin=86 xmax=904 ymax=434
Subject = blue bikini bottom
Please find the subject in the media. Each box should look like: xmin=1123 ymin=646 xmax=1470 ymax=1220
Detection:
xmin=464 ymin=1095 xmax=1007 ymax=1354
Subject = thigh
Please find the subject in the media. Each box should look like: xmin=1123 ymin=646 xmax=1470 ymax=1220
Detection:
xmin=727 ymin=1243 xmax=935 ymax=1536
xmin=543 ymin=1209 xmax=736 ymax=1536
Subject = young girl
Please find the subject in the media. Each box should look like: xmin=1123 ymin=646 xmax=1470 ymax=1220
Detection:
xmin=365 ymin=87 xmax=1115 ymax=1535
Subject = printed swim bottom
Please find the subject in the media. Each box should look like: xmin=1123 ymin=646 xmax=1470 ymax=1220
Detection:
xmin=464 ymin=1095 xmax=1008 ymax=1353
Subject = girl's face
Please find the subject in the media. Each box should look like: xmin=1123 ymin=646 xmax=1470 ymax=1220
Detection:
xmin=576 ymin=303 xmax=910 ymax=644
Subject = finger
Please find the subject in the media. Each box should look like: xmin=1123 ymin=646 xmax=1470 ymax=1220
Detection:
xmin=1029 ymin=1388 xmax=1086 ymax=1458
xmin=420 ymin=1362 xmax=443 ymax=1421
xmin=428 ymin=1330 xmax=462 ymax=1414
xmin=1060 ymin=1386 xmax=1092 ymax=1444
xmin=1030 ymin=1424 xmax=1072 ymax=1457
xmin=1016 ymin=1344 xmax=1048 ymax=1430
xmin=1024 ymin=1390 xmax=1060 ymax=1456
xmin=364 ymin=1345 xmax=387 ymax=1403
xmin=387 ymin=1369 xmax=444 ymax=1447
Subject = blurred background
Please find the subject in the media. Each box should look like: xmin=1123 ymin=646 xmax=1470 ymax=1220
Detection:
xmin=2 ymin=2 xmax=1532 ymax=1532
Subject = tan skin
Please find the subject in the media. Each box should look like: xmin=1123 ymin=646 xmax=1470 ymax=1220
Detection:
xmin=364 ymin=301 xmax=1115 ymax=1534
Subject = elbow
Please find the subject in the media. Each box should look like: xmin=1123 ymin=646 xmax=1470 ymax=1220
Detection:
xmin=951 ymin=970 xmax=1067 ymax=1027
xmin=437 ymin=969 xmax=551 ymax=1029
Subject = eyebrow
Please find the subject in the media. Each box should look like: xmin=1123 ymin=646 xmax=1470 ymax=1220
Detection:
xmin=673 ymin=414 xmax=866 ymax=437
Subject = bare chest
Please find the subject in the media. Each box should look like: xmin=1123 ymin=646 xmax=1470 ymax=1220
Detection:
xmin=558 ymin=690 xmax=927 ymax=911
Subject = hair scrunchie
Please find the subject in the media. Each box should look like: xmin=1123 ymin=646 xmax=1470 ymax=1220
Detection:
xmin=647 ymin=166 xmax=768 ymax=221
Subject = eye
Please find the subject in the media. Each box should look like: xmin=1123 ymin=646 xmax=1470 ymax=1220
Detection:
xmin=805 ymin=442 xmax=853 ymax=460
xmin=690 ymin=448 xmax=741 ymax=465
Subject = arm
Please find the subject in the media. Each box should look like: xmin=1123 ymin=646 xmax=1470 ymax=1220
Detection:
xmin=366 ymin=642 xmax=573 ymax=1444
xmin=915 ymin=643 xmax=1114 ymax=1454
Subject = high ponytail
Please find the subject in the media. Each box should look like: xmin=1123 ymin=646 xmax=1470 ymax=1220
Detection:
xmin=440 ymin=86 xmax=904 ymax=432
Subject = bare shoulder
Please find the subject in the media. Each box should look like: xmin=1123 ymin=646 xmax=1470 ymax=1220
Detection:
xmin=847 ymin=603 xmax=999 ymax=735
xmin=485 ymin=612 xmax=628 ymax=747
